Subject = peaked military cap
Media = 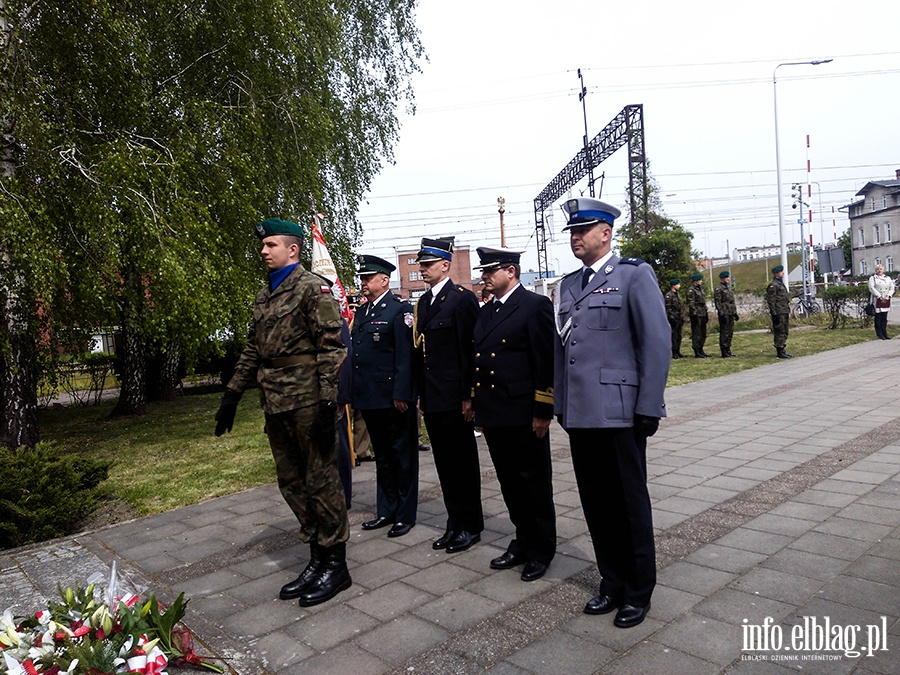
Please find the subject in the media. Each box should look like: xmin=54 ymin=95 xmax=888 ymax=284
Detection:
xmin=416 ymin=237 xmax=453 ymax=263
xmin=561 ymin=197 xmax=622 ymax=231
xmin=691 ymin=273 xmax=703 ymax=281
xmin=669 ymin=278 xmax=681 ymax=286
xmin=719 ymin=270 xmax=730 ymax=279
xmin=357 ymin=254 xmax=396 ymax=276
xmin=256 ymin=218 xmax=304 ymax=240
xmin=772 ymin=264 xmax=784 ymax=274
xmin=474 ymin=246 xmax=522 ymax=270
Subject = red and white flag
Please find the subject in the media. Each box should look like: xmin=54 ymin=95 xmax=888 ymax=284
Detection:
xmin=310 ymin=213 xmax=351 ymax=322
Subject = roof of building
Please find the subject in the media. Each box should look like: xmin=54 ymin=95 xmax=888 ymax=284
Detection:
xmin=855 ymin=179 xmax=900 ymax=196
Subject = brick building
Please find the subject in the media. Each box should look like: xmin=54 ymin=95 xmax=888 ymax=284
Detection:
xmin=394 ymin=237 xmax=478 ymax=300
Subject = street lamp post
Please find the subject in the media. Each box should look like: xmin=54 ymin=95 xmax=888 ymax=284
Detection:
xmin=774 ymin=59 xmax=832 ymax=281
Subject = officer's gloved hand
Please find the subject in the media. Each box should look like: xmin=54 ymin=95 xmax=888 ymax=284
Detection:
xmin=633 ymin=414 xmax=659 ymax=438
xmin=733 ymin=313 xmax=739 ymax=321
xmin=308 ymin=400 xmax=338 ymax=446
xmin=214 ymin=389 xmax=243 ymax=436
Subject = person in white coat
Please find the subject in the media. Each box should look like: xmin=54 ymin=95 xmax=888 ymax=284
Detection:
xmin=867 ymin=265 xmax=895 ymax=340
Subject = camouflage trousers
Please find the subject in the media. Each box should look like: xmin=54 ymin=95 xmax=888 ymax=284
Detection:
xmin=771 ymin=313 xmax=789 ymax=349
xmin=718 ymin=314 xmax=735 ymax=354
xmin=669 ymin=320 xmax=683 ymax=356
xmin=690 ymin=315 xmax=707 ymax=352
xmin=265 ymin=405 xmax=350 ymax=547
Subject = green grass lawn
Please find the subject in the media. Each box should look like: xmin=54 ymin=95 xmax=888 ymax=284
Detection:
xmin=38 ymin=322 xmax=883 ymax=521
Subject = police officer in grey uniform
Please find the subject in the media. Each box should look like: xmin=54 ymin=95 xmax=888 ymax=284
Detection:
xmin=554 ymin=198 xmax=670 ymax=628
xmin=351 ymin=255 xmax=418 ymax=537
xmin=215 ymin=218 xmax=350 ymax=608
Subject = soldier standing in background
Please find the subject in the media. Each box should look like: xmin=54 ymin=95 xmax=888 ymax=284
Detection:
xmin=414 ymin=237 xmax=484 ymax=554
xmin=214 ymin=218 xmax=351 ymax=608
xmin=714 ymin=270 xmax=738 ymax=358
xmin=766 ymin=264 xmax=793 ymax=359
xmin=686 ymin=273 xmax=709 ymax=358
xmin=664 ymin=278 xmax=684 ymax=359
xmin=351 ymin=255 xmax=418 ymax=537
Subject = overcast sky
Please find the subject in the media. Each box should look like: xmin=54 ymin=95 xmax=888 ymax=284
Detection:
xmin=354 ymin=0 xmax=900 ymax=279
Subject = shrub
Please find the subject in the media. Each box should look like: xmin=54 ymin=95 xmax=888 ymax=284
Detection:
xmin=821 ymin=284 xmax=869 ymax=329
xmin=0 ymin=443 xmax=112 ymax=549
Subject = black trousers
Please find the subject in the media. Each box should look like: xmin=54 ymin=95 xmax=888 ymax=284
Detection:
xmin=424 ymin=410 xmax=484 ymax=533
xmin=874 ymin=312 xmax=889 ymax=339
xmin=361 ymin=407 xmax=419 ymax=525
xmin=483 ymin=425 xmax=557 ymax=564
xmin=568 ymin=426 xmax=656 ymax=607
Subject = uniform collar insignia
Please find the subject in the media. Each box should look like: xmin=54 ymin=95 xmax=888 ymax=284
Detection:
xmin=604 ymin=265 xmax=614 ymax=274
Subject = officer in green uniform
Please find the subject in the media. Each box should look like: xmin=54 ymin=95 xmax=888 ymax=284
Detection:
xmin=766 ymin=264 xmax=792 ymax=359
xmin=214 ymin=218 xmax=351 ymax=608
xmin=713 ymin=270 xmax=738 ymax=358
xmin=664 ymin=278 xmax=684 ymax=359
xmin=686 ymin=273 xmax=709 ymax=358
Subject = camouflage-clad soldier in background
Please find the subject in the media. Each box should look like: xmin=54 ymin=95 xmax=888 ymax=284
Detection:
xmin=686 ymin=273 xmax=710 ymax=358
xmin=766 ymin=264 xmax=792 ymax=359
xmin=714 ymin=269 xmax=738 ymax=358
xmin=664 ymin=278 xmax=684 ymax=359
xmin=214 ymin=218 xmax=351 ymax=608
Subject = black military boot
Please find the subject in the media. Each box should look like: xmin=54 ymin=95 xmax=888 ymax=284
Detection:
xmin=298 ymin=542 xmax=352 ymax=607
xmin=776 ymin=348 xmax=793 ymax=359
xmin=672 ymin=352 xmax=681 ymax=360
xmin=698 ymin=349 xmax=710 ymax=358
xmin=279 ymin=541 xmax=323 ymax=600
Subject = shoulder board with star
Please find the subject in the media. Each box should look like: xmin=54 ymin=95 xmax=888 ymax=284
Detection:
xmin=619 ymin=257 xmax=645 ymax=266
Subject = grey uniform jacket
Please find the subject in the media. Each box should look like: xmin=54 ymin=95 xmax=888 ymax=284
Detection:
xmin=553 ymin=256 xmax=671 ymax=429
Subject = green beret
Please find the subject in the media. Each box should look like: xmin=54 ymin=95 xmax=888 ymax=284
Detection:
xmin=690 ymin=273 xmax=703 ymax=281
xmin=772 ymin=265 xmax=784 ymax=274
xmin=719 ymin=270 xmax=730 ymax=279
xmin=256 ymin=218 xmax=304 ymax=240
xmin=669 ymin=278 xmax=680 ymax=286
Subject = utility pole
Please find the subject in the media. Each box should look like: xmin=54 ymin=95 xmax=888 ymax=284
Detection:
xmin=497 ymin=196 xmax=506 ymax=248
xmin=577 ymin=68 xmax=594 ymax=197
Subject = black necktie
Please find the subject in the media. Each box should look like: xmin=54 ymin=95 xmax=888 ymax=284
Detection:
xmin=582 ymin=268 xmax=593 ymax=290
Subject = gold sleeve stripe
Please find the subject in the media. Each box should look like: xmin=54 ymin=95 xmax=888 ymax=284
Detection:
xmin=534 ymin=388 xmax=554 ymax=404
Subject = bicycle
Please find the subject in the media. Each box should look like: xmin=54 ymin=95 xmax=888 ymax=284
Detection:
xmin=791 ymin=293 xmax=821 ymax=319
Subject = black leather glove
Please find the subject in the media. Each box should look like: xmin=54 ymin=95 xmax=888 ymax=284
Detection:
xmin=214 ymin=389 xmax=242 ymax=436
xmin=308 ymin=400 xmax=338 ymax=446
xmin=634 ymin=414 xmax=659 ymax=438
xmin=733 ymin=313 xmax=739 ymax=321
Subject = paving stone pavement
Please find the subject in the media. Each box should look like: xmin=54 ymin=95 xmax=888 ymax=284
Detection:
xmin=2 ymin=339 xmax=899 ymax=674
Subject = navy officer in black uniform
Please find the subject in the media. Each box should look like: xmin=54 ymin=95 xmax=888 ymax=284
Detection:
xmin=473 ymin=247 xmax=556 ymax=581
xmin=554 ymin=198 xmax=670 ymax=628
xmin=413 ymin=237 xmax=484 ymax=553
xmin=350 ymin=255 xmax=418 ymax=537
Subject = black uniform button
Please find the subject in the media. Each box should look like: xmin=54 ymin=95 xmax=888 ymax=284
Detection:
xmin=571 ymin=341 xmax=576 ymax=346
xmin=575 ymin=305 xmax=580 ymax=311
xmin=570 ymin=358 xmax=576 ymax=364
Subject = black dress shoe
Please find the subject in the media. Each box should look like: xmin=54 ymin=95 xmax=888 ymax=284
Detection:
xmin=490 ymin=551 xmax=525 ymax=569
xmin=361 ymin=516 xmax=393 ymax=530
xmin=583 ymin=594 xmax=621 ymax=615
xmin=445 ymin=530 xmax=480 ymax=553
xmin=418 ymin=443 xmax=431 ymax=452
xmin=433 ymin=530 xmax=457 ymax=550
xmin=387 ymin=522 xmax=414 ymax=537
xmin=614 ymin=603 xmax=650 ymax=628
xmin=520 ymin=561 xmax=548 ymax=581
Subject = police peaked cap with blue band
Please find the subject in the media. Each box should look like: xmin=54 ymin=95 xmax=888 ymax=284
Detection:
xmin=561 ymin=197 xmax=622 ymax=231
xmin=256 ymin=218 xmax=305 ymax=240
xmin=357 ymin=254 xmax=396 ymax=276
xmin=416 ymin=237 xmax=454 ymax=263
xmin=474 ymin=246 xmax=522 ymax=270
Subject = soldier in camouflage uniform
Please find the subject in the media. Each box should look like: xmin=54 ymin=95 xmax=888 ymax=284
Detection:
xmin=713 ymin=270 xmax=738 ymax=358
xmin=214 ymin=218 xmax=351 ymax=608
xmin=665 ymin=278 xmax=684 ymax=359
xmin=766 ymin=264 xmax=792 ymax=358
xmin=686 ymin=273 xmax=710 ymax=358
